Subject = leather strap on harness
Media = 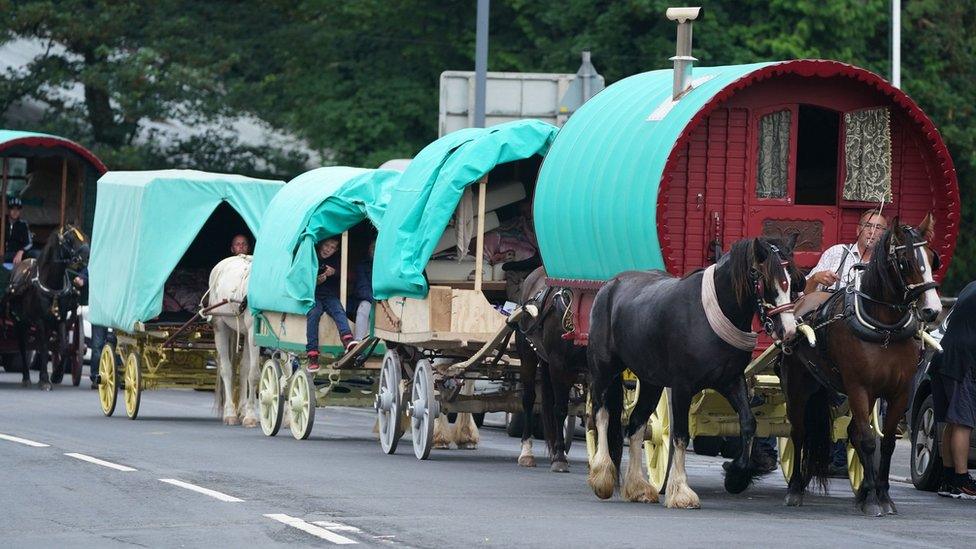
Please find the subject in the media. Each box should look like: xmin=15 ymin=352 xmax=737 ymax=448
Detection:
xmin=702 ymin=265 xmax=758 ymax=352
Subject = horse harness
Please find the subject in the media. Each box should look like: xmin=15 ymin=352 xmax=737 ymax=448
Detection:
xmin=516 ymin=285 xmax=572 ymax=364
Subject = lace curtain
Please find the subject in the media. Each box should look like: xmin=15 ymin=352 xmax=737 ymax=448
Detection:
xmin=756 ymin=109 xmax=791 ymax=199
xmin=843 ymin=107 xmax=892 ymax=202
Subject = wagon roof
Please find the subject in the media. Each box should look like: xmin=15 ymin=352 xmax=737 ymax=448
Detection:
xmin=89 ymin=169 xmax=284 ymax=331
xmin=373 ymin=119 xmax=558 ymax=300
xmin=249 ymin=166 xmax=400 ymax=315
xmin=534 ymin=60 xmax=959 ymax=282
xmin=0 ymin=129 xmax=107 ymax=173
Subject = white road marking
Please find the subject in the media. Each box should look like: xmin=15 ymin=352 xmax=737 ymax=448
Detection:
xmin=65 ymin=452 xmax=136 ymax=471
xmin=265 ymin=514 xmax=358 ymax=544
xmin=158 ymin=478 xmax=243 ymax=502
xmin=0 ymin=433 xmax=49 ymax=447
xmin=313 ymin=521 xmax=362 ymax=533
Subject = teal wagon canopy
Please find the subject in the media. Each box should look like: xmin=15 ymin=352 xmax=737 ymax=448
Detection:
xmin=88 ymin=170 xmax=283 ymax=331
xmin=372 ymin=119 xmax=558 ymax=300
xmin=248 ymin=166 xmax=400 ymax=315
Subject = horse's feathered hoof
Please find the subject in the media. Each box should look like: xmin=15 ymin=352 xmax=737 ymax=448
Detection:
xmin=722 ymin=460 xmax=761 ymax=494
xmin=518 ymin=454 xmax=536 ymax=467
xmin=39 ymin=382 xmax=52 ymax=391
xmin=785 ymin=492 xmax=803 ymax=507
xmin=20 ymin=379 xmax=30 ymax=388
xmin=459 ymin=442 xmax=478 ymax=450
xmin=242 ymin=417 xmax=259 ymax=428
xmin=223 ymin=415 xmax=240 ymax=426
xmin=881 ymin=500 xmax=898 ymax=515
xmin=550 ymin=460 xmax=570 ymax=473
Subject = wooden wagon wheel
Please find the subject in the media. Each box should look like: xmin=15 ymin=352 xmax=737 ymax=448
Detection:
xmin=288 ymin=370 xmax=315 ymax=440
xmin=644 ymin=388 xmax=674 ymax=493
xmin=258 ymin=358 xmax=284 ymax=437
xmin=123 ymin=351 xmax=142 ymax=419
xmin=375 ymin=349 xmax=404 ymax=454
xmin=778 ymin=437 xmax=795 ymax=483
xmin=408 ymin=358 xmax=438 ymax=460
xmin=97 ymin=345 xmax=118 ymax=417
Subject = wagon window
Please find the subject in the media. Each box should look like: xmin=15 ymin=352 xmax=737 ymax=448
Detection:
xmin=755 ymin=109 xmax=791 ymax=199
xmin=842 ymin=107 xmax=892 ymax=202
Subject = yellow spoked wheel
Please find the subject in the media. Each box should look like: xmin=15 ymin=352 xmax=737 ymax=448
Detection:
xmin=123 ymin=352 xmax=142 ymax=420
xmin=97 ymin=345 xmax=118 ymax=417
xmin=622 ymin=369 xmax=640 ymax=422
xmin=288 ymin=371 xmax=315 ymax=440
xmin=848 ymin=400 xmax=883 ymax=492
xmin=779 ymin=437 xmax=795 ymax=483
xmin=645 ymin=388 xmax=673 ymax=492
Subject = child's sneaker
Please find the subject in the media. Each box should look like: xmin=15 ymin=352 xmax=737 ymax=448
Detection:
xmin=341 ymin=334 xmax=358 ymax=352
xmin=306 ymin=351 xmax=320 ymax=372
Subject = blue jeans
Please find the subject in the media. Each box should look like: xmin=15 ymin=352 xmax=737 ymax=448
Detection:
xmin=89 ymin=325 xmax=118 ymax=381
xmin=306 ymin=296 xmax=351 ymax=352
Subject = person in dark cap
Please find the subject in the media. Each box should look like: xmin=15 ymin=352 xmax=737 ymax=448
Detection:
xmin=4 ymin=196 xmax=33 ymax=265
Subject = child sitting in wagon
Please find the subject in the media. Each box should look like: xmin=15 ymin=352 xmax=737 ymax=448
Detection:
xmin=306 ymin=237 xmax=356 ymax=371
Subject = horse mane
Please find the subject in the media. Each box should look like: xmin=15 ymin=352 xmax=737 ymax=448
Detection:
xmin=860 ymin=227 xmax=905 ymax=300
xmin=727 ymin=239 xmax=756 ymax=306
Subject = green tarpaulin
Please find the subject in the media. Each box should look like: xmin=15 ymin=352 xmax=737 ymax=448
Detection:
xmin=372 ymin=119 xmax=557 ymax=300
xmin=89 ymin=170 xmax=283 ymax=331
xmin=248 ymin=166 xmax=399 ymax=315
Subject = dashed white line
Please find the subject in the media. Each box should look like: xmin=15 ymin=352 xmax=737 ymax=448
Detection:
xmin=265 ymin=513 xmax=358 ymax=544
xmin=0 ymin=433 xmax=50 ymax=447
xmin=158 ymin=478 xmax=243 ymax=502
xmin=313 ymin=521 xmax=362 ymax=533
xmin=64 ymin=452 xmax=136 ymax=471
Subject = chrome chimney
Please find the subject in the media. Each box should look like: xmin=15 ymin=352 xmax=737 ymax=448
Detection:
xmin=666 ymin=7 xmax=702 ymax=100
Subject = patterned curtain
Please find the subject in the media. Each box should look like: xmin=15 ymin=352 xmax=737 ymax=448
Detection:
xmin=756 ymin=109 xmax=791 ymax=199
xmin=843 ymin=107 xmax=892 ymax=202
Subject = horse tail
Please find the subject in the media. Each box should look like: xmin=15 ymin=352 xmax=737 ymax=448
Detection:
xmin=803 ymin=392 xmax=832 ymax=494
xmin=606 ymin=372 xmax=625 ymax=475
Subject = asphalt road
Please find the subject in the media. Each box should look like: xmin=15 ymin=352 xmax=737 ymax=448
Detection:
xmin=1 ymin=370 xmax=974 ymax=548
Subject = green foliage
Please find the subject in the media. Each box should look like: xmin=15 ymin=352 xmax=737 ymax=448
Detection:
xmin=0 ymin=0 xmax=973 ymax=290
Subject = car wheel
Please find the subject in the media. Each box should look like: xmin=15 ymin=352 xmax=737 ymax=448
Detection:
xmin=911 ymin=395 xmax=942 ymax=491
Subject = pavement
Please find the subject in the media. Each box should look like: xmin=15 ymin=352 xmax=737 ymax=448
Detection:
xmin=1 ymin=369 xmax=974 ymax=548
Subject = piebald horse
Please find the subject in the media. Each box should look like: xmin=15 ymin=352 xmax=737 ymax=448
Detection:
xmin=587 ymin=236 xmax=801 ymax=508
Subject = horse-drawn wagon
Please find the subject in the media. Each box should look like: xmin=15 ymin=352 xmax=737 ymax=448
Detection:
xmin=530 ymin=53 xmax=959 ymax=504
xmin=0 ymin=129 xmax=107 ymax=388
xmin=369 ymin=119 xmax=560 ymax=459
xmin=88 ymin=170 xmax=283 ymax=418
xmin=248 ymin=166 xmax=399 ymax=439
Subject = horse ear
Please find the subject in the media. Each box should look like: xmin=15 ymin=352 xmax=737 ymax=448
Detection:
xmin=919 ymin=212 xmax=936 ymax=240
xmin=753 ymin=238 xmax=768 ymax=262
xmin=787 ymin=232 xmax=799 ymax=251
xmin=891 ymin=216 xmax=902 ymax=238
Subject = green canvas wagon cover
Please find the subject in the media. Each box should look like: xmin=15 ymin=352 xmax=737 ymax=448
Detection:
xmin=88 ymin=170 xmax=284 ymax=331
xmin=372 ymin=119 xmax=558 ymax=300
xmin=248 ymin=166 xmax=400 ymax=315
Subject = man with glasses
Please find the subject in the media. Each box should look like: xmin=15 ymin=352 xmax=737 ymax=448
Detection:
xmin=804 ymin=208 xmax=888 ymax=294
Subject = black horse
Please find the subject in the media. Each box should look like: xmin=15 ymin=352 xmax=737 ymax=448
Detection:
xmin=4 ymin=226 xmax=89 ymax=390
xmin=587 ymin=235 xmax=801 ymax=507
xmin=781 ymin=215 xmax=941 ymax=515
xmin=514 ymin=267 xmax=588 ymax=472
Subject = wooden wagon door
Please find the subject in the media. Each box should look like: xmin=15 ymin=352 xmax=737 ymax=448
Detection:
xmin=746 ymin=105 xmax=842 ymax=269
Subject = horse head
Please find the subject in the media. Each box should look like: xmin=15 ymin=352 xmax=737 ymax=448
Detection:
xmin=733 ymin=233 xmax=800 ymax=342
xmin=56 ymin=225 xmax=90 ymax=268
xmin=874 ymin=213 xmax=941 ymax=322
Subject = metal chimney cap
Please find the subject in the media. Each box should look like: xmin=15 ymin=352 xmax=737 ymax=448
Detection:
xmin=665 ymin=7 xmax=702 ymax=23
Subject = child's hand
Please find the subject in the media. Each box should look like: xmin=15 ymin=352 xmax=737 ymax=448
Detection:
xmin=325 ymin=266 xmax=336 ymax=277
xmin=317 ymin=272 xmax=328 ymax=284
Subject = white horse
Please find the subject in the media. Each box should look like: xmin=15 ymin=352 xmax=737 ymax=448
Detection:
xmin=207 ymin=255 xmax=261 ymax=427
xmin=431 ymin=358 xmax=480 ymax=450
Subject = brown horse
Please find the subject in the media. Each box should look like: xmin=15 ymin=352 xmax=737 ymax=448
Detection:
xmin=781 ymin=214 xmax=941 ymax=515
xmin=4 ymin=226 xmax=89 ymax=390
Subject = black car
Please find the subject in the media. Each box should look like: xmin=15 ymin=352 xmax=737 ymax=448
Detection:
xmin=907 ymin=311 xmax=976 ymax=491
